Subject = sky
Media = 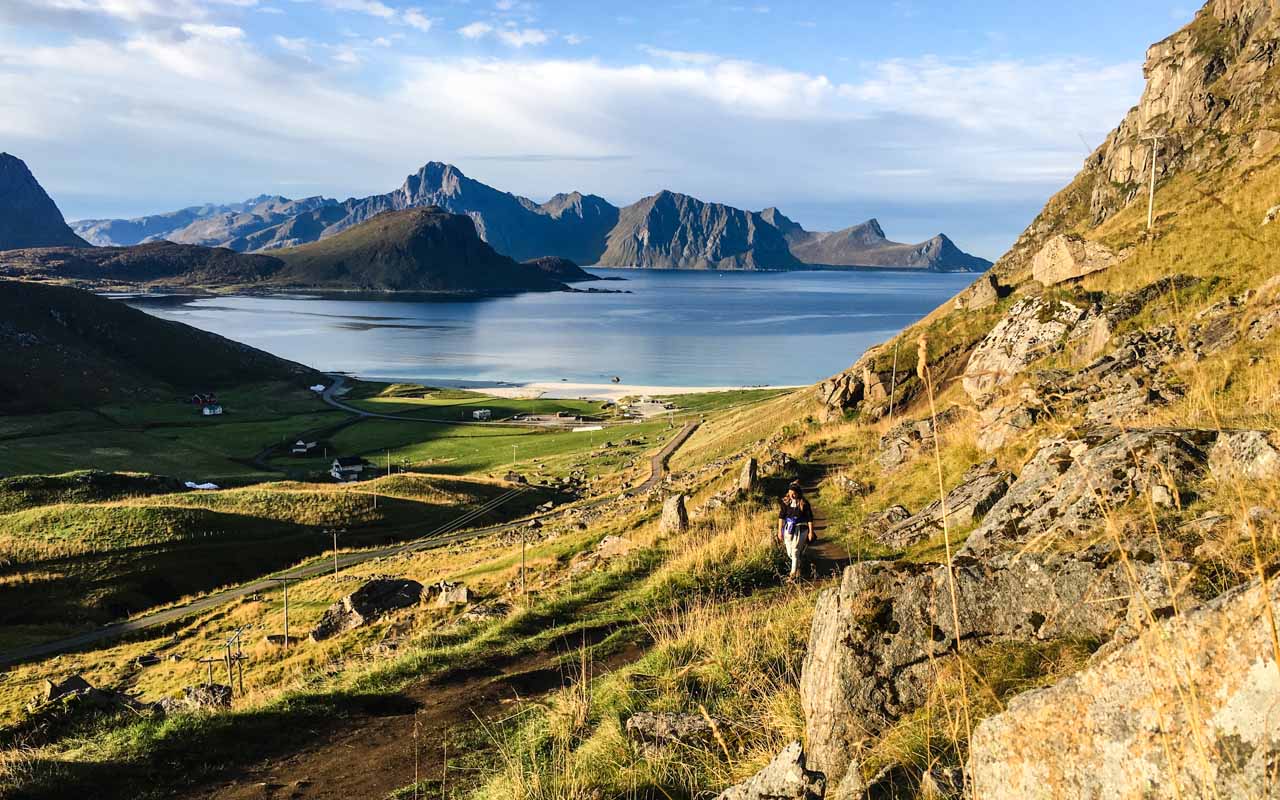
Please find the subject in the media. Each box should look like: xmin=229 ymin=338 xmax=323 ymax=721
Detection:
xmin=0 ymin=0 xmax=1201 ymax=259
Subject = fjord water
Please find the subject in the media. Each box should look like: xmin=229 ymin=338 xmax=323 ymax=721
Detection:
xmin=127 ymin=269 xmax=975 ymax=389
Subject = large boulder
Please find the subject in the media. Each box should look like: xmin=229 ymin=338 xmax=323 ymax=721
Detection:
xmin=962 ymin=298 xmax=1085 ymax=402
xmin=861 ymin=505 xmax=911 ymax=540
xmin=968 ymin=576 xmax=1280 ymax=799
xmin=310 ymin=578 xmax=424 ymax=641
xmin=960 ymin=428 xmax=1211 ymax=558
xmin=715 ymin=741 xmax=826 ymax=800
xmin=1031 ymin=234 xmax=1117 ymax=286
xmin=739 ymin=458 xmax=759 ymax=492
xmin=660 ymin=494 xmax=689 ymax=533
xmin=876 ymin=407 xmax=961 ymax=471
xmin=799 ymin=550 xmax=1185 ymax=795
xmin=975 ymin=389 xmax=1042 ymax=452
xmin=1208 ymin=430 xmax=1280 ymax=480
xmin=953 ymin=273 xmax=1000 ymax=311
xmin=876 ymin=460 xmax=1013 ymax=549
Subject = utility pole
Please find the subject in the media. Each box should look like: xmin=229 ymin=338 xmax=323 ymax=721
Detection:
xmin=1144 ymin=134 xmax=1164 ymax=233
xmin=270 ymin=577 xmax=293 ymax=650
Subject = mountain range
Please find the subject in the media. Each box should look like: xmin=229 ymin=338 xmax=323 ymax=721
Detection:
xmin=0 ymin=153 xmax=91 ymax=251
xmin=70 ymin=161 xmax=991 ymax=272
xmin=0 ymin=206 xmax=592 ymax=294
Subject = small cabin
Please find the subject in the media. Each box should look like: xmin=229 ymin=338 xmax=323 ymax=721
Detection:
xmin=201 ymin=404 xmax=224 ymax=417
xmin=471 ymin=409 xmax=493 ymax=421
xmin=291 ymin=440 xmax=318 ymax=456
xmin=190 ymin=392 xmax=218 ymax=406
xmin=331 ymin=456 xmax=369 ymax=482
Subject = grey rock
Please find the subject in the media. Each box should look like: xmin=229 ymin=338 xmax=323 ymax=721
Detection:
xmin=462 ymin=601 xmax=511 ymax=622
xmin=975 ymin=389 xmax=1043 ymax=452
xmin=161 ymin=684 xmax=232 ymax=713
xmin=1264 ymin=203 xmax=1280 ymax=225
xmin=1066 ymin=275 xmax=1198 ymax=361
xmin=1050 ymin=326 xmax=1186 ymax=423
xmin=715 ymin=741 xmax=826 ymax=800
xmin=877 ymin=460 xmax=1013 ymax=548
xmin=800 ymin=549 xmax=1185 ymax=789
xmin=1208 ymin=429 xmax=1280 ymax=480
xmin=963 ymin=298 xmax=1085 ymax=402
xmin=660 ymin=494 xmax=689 ymax=533
xmin=861 ymin=505 xmax=912 ymax=539
xmin=431 ymin=581 xmax=472 ymax=607
xmin=310 ymin=578 xmax=424 ymax=641
xmin=624 ymin=711 xmax=715 ymax=752
xmin=961 ymin=428 xmax=1211 ymax=558
xmin=876 ymin=407 xmax=962 ymax=471
xmin=967 ymin=576 xmax=1280 ymax=799
xmin=953 ymin=273 xmax=1000 ymax=311
xmin=1031 ymin=234 xmax=1117 ymax=286
xmin=830 ymin=474 xmax=871 ymax=497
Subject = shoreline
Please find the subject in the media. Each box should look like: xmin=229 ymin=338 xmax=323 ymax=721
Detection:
xmin=351 ymin=374 xmax=805 ymax=402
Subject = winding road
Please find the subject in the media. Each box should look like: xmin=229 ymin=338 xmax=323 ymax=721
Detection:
xmin=0 ymin=420 xmax=699 ymax=668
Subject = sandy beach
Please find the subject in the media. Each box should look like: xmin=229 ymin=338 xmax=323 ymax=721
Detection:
xmin=424 ymin=379 xmax=804 ymax=402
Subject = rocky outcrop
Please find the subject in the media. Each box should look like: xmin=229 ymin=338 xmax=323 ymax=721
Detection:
xmin=739 ymin=458 xmax=759 ymax=492
xmin=309 ymin=578 xmax=424 ymax=641
xmin=962 ymin=298 xmax=1085 ymax=402
xmin=1066 ymin=275 xmax=1198 ymax=361
xmin=715 ymin=741 xmax=827 ymax=800
xmin=430 ymin=581 xmax=472 ymax=607
xmin=876 ymin=407 xmax=962 ymax=471
xmin=0 ymin=153 xmax=90 ymax=250
xmin=861 ymin=505 xmax=912 ymax=540
xmin=875 ymin=460 xmax=1013 ymax=549
xmin=660 ymin=494 xmax=689 ymax=533
xmin=1208 ymin=429 xmax=1280 ymax=480
xmin=975 ymin=389 xmax=1043 ymax=452
xmin=967 ymin=576 xmax=1280 ymax=799
xmin=1030 ymin=234 xmax=1117 ymax=286
xmin=160 ymin=684 xmax=232 ymax=713
xmin=953 ymin=273 xmax=1000 ymax=310
xmin=800 ymin=550 xmax=1186 ymax=794
xmin=1048 ymin=326 xmax=1186 ymax=423
xmin=960 ymin=428 xmax=1211 ymax=557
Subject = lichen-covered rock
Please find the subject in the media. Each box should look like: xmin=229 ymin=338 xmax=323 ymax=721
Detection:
xmin=876 ymin=407 xmax=961 ymax=471
xmin=960 ymin=428 xmax=1211 ymax=558
xmin=1031 ymin=234 xmax=1117 ymax=286
xmin=625 ymin=711 xmax=715 ymax=752
xmin=660 ymin=494 xmax=689 ymax=533
xmin=310 ymin=578 xmax=424 ymax=641
xmin=967 ymin=576 xmax=1280 ymax=799
xmin=1050 ymin=326 xmax=1186 ymax=423
xmin=1066 ymin=275 xmax=1198 ymax=361
xmin=876 ymin=460 xmax=1013 ymax=548
xmin=739 ymin=458 xmax=759 ymax=492
xmin=976 ymin=389 xmax=1043 ymax=452
xmin=431 ymin=581 xmax=471 ymax=607
xmin=800 ymin=550 xmax=1185 ymax=793
xmin=161 ymin=684 xmax=232 ymax=713
xmin=861 ymin=505 xmax=911 ymax=539
xmin=962 ymin=298 xmax=1085 ymax=402
xmin=715 ymin=741 xmax=826 ymax=800
xmin=1208 ymin=430 xmax=1280 ymax=480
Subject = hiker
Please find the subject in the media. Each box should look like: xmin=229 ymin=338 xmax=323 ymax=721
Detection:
xmin=777 ymin=482 xmax=815 ymax=579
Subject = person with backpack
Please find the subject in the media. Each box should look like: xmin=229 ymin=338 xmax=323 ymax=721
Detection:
xmin=777 ymin=482 xmax=815 ymax=579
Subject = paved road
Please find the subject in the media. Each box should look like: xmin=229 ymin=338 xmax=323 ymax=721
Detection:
xmin=0 ymin=420 xmax=699 ymax=668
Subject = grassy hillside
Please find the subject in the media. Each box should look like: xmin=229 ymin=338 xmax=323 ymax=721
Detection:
xmin=272 ymin=208 xmax=568 ymax=292
xmin=0 ymin=280 xmax=319 ymax=414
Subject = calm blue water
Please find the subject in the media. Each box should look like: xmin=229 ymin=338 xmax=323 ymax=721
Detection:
xmin=125 ymin=269 xmax=974 ymax=388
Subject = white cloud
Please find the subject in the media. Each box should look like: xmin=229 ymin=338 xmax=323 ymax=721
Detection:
xmin=641 ymin=46 xmax=719 ymax=65
xmin=402 ymin=8 xmax=432 ymax=31
xmin=458 ymin=21 xmax=494 ymax=39
xmin=29 ymin=0 xmax=249 ymax=22
xmin=0 ymin=29 xmax=1143 ymax=255
xmin=274 ymin=34 xmax=308 ymax=53
xmin=180 ymin=23 xmax=245 ymax=41
xmin=563 ymin=33 xmax=585 ymax=45
xmin=326 ymin=0 xmax=395 ymax=20
xmin=495 ymin=27 xmax=548 ymax=47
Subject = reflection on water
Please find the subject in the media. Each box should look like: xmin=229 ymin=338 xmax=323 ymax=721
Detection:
xmin=124 ymin=268 xmax=976 ymax=388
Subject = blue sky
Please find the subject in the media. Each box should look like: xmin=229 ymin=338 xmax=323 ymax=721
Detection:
xmin=1 ymin=0 xmax=1200 ymax=258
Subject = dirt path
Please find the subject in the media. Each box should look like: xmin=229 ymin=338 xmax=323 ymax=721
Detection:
xmin=179 ymin=629 xmax=636 ymax=800
xmin=797 ymin=464 xmax=852 ymax=579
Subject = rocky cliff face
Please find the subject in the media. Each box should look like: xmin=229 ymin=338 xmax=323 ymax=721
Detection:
xmin=598 ymin=190 xmax=800 ymax=270
xmin=0 ymin=154 xmax=90 ymax=251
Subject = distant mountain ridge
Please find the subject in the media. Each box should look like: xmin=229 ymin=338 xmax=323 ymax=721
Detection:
xmin=70 ymin=162 xmax=991 ymax=272
xmin=1 ymin=207 xmax=588 ymax=294
xmin=0 ymin=153 xmax=91 ymax=251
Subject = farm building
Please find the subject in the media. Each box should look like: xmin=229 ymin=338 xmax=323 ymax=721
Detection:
xmin=330 ymin=456 xmax=369 ymax=482
xmin=292 ymin=440 xmax=318 ymax=456
xmin=471 ymin=409 xmax=492 ymax=421
xmin=201 ymin=404 xmax=224 ymax=416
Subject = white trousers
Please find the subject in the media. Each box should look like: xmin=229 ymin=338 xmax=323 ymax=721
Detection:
xmin=784 ymin=531 xmax=807 ymax=575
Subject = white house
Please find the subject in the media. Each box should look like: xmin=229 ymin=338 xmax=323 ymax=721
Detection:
xmin=472 ymin=409 xmax=493 ymax=421
xmin=201 ymin=404 xmax=224 ymax=416
xmin=331 ymin=456 xmax=368 ymax=482
xmin=292 ymin=440 xmax=318 ymax=456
